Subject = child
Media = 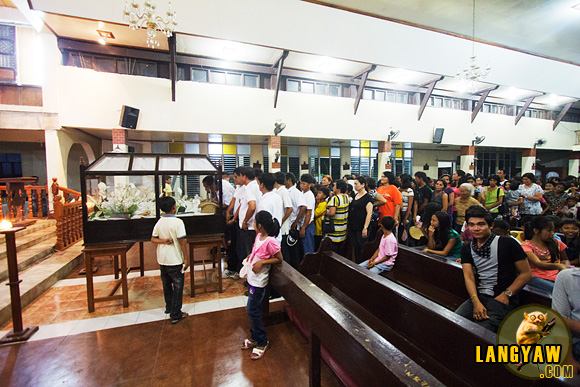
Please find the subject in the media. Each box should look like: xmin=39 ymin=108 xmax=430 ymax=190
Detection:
xmin=561 ymin=218 xmax=580 ymax=265
xmin=151 ymin=196 xmax=188 ymax=324
xmin=358 ymin=216 xmax=397 ymax=274
xmin=561 ymin=196 xmax=580 ymax=219
xmin=505 ymin=179 xmax=523 ymax=225
xmin=240 ymin=210 xmax=283 ymax=360
xmin=491 ymin=218 xmax=521 ymax=244
xmin=314 ymin=187 xmax=330 ymax=251
xmin=521 ymin=216 xmax=572 ymax=294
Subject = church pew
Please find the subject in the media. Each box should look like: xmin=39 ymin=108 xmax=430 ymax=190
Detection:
xmin=268 ymin=248 xmax=445 ymax=387
xmin=295 ymin=248 xmax=569 ymax=387
xmin=359 ymin=231 xmax=552 ymax=310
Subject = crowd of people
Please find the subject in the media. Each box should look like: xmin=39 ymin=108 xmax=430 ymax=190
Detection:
xmin=201 ymin=166 xmax=580 ymax=364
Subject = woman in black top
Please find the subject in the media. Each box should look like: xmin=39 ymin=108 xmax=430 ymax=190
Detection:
xmin=348 ymin=176 xmax=373 ymax=263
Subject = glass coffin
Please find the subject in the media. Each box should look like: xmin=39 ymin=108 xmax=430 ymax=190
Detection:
xmin=81 ymin=153 xmax=226 ymax=245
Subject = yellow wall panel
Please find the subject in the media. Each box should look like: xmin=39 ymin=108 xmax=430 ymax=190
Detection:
xmin=223 ymin=144 xmax=237 ymax=155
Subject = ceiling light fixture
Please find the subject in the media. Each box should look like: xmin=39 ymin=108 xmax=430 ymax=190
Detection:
xmin=97 ymin=30 xmax=114 ymax=45
xmin=456 ymin=0 xmax=491 ymax=91
xmin=123 ymin=0 xmax=177 ymax=48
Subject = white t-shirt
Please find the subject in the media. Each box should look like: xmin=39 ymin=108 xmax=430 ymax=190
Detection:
xmin=275 ymin=186 xmax=293 ymax=236
xmin=221 ymin=180 xmax=235 ymax=207
xmin=256 ymin=190 xmax=284 ymax=243
xmin=239 ymin=180 xmax=262 ymax=230
xmin=288 ymin=185 xmax=306 ymax=225
xmin=151 ymin=215 xmax=186 ymax=266
xmin=233 ymin=185 xmax=243 ymax=215
xmin=300 ymin=190 xmax=315 ymax=227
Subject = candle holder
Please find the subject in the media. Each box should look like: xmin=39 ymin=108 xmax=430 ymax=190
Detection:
xmin=0 ymin=225 xmax=38 ymax=344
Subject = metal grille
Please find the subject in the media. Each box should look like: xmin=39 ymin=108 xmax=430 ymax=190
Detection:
xmin=186 ymin=175 xmax=200 ymax=197
xmin=289 ymin=157 xmax=300 ymax=178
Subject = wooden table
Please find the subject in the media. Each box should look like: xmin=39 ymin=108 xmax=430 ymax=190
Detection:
xmin=83 ymin=242 xmax=144 ymax=313
xmin=186 ymin=234 xmax=226 ymax=297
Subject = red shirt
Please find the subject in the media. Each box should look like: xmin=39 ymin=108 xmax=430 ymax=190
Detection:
xmin=521 ymin=239 xmax=567 ymax=281
xmin=376 ymin=185 xmax=402 ymax=221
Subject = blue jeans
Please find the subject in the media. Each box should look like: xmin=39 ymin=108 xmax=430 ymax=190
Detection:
xmin=160 ymin=264 xmax=185 ymax=320
xmin=246 ymin=285 xmax=268 ymax=347
xmin=528 ymin=276 xmax=555 ymax=294
xmin=455 ymin=294 xmax=514 ymax=333
xmin=359 ymin=259 xmax=393 ymax=274
xmin=302 ymin=223 xmax=315 ymax=255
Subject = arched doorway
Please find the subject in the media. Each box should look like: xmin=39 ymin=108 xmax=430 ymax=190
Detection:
xmin=66 ymin=143 xmax=89 ymax=192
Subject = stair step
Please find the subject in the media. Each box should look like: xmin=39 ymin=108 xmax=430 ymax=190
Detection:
xmin=0 ymin=219 xmax=56 ymax=243
xmin=0 ymin=228 xmax=56 ymax=260
xmin=0 ymin=241 xmax=84 ymax=327
xmin=0 ymin=237 xmax=56 ymax=283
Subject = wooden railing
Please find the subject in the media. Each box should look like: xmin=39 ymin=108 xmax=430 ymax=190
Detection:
xmin=0 ymin=184 xmax=49 ymax=221
xmin=51 ymin=178 xmax=83 ymax=251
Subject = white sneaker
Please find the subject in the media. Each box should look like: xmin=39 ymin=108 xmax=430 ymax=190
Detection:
xmin=222 ymin=270 xmax=239 ymax=280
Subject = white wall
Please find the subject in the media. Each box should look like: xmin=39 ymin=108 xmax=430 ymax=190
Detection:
xmin=57 ymin=67 xmax=579 ymax=151
xmin=412 ymin=149 xmax=459 ymax=176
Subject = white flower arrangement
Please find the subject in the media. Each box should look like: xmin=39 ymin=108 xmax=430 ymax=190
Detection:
xmin=89 ymin=183 xmax=154 ymax=219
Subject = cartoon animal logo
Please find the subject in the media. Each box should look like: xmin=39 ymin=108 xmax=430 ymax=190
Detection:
xmin=515 ymin=311 xmax=556 ymax=371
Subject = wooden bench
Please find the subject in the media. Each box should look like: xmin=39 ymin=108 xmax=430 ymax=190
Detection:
xmin=268 ymin=242 xmax=445 ymax=387
xmin=291 ymin=246 xmax=569 ymax=386
xmin=359 ymin=231 xmax=552 ymax=310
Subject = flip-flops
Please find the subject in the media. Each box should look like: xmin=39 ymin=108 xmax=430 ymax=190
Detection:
xmin=170 ymin=312 xmax=189 ymax=324
xmin=250 ymin=342 xmax=269 ymax=360
xmin=241 ymin=338 xmax=257 ymax=350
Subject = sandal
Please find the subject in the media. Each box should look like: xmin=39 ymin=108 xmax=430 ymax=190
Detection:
xmin=170 ymin=312 xmax=189 ymax=324
xmin=241 ymin=338 xmax=257 ymax=350
xmin=250 ymin=342 xmax=269 ymax=360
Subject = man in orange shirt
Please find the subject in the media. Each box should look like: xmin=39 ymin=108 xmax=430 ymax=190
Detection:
xmin=376 ymin=171 xmax=402 ymax=226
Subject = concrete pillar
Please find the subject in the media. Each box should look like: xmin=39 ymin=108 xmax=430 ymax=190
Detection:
xmin=268 ymin=136 xmax=281 ymax=173
xmin=460 ymin=146 xmax=475 ymax=174
xmin=377 ymin=141 xmax=392 ymax=174
xmin=112 ymin=128 xmax=128 ymax=152
xmin=340 ymin=147 xmax=351 ymax=178
xmin=44 ymin=130 xmax=66 ymax=195
xmin=521 ymin=148 xmax=536 ymax=175
xmin=569 ymin=152 xmax=580 ymax=177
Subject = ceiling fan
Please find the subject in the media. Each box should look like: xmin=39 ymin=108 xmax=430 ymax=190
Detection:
xmin=274 ymin=121 xmax=286 ymax=136
xmin=388 ymin=130 xmax=400 ymax=141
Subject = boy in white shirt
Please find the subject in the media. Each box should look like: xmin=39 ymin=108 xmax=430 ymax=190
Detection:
xmin=151 ymin=197 xmax=188 ymax=324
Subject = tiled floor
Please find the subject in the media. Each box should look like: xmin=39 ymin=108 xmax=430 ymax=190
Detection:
xmin=0 ymin=306 xmax=343 ymax=386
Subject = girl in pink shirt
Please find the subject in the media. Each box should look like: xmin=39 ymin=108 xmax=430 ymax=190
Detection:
xmin=522 ymin=216 xmax=572 ymax=294
xmin=359 ymin=216 xmax=398 ymax=274
xmin=240 ymin=210 xmax=283 ymax=360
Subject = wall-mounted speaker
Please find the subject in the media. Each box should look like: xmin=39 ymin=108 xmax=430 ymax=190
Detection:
xmin=119 ymin=105 xmax=140 ymax=129
xmin=433 ymin=128 xmax=445 ymax=144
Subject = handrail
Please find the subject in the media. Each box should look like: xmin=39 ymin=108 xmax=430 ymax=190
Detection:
xmin=0 ymin=184 xmax=48 ymax=221
xmin=51 ymin=177 xmax=83 ymax=250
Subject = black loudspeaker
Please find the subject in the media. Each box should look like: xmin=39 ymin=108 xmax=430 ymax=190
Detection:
xmin=433 ymin=128 xmax=445 ymax=144
xmin=119 ymin=105 xmax=140 ymax=129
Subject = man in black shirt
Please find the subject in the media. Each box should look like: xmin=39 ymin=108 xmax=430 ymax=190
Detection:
xmin=412 ymin=171 xmax=432 ymax=221
xmin=456 ymin=206 xmax=532 ymax=332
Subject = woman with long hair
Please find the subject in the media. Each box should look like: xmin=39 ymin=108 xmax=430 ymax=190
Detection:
xmin=347 ymin=176 xmax=373 ymax=262
xmin=521 ymin=216 xmax=572 ymax=293
xmin=422 ymin=211 xmax=461 ymax=259
xmin=430 ymin=179 xmax=449 ymax=213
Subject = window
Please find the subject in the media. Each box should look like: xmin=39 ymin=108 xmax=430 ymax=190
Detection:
xmin=134 ymin=61 xmax=156 ymax=77
xmin=315 ymin=83 xmax=327 ymax=95
xmin=0 ymin=24 xmax=16 ymax=83
xmin=350 ymin=142 xmax=379 ymax=179
xmin=286 ymin=79 xmax=341 ymax=96
xmin=363 ymin=89 xmax=373 ymax=100
xmin=210 ymin=71 xmax=226 ymax=84
xmin=226 ymin=72 xmax=242 ymax=86
xmin=329 ymin=85 xmax=340 ymax=96
xmin=302 ymin=82 xmax=314 ymax=93
xmin=192 ymin=69 xmax=208 ymax=82
xmin=375 ymin=90 xmax=386 ymax=101
xmin=244 ymin=74 xmax=258 ymax=88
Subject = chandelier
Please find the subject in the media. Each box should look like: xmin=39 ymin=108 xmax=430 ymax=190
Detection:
xmin=456 ymin=0 xmax=490 ymax=88
xmin=123 ymin=1 xmax=177 ymax=48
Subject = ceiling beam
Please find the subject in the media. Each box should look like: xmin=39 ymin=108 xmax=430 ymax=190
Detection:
xmin=515 ymin=96 xmax=535 ymax=125
xmin=353 ymin=65 xmax=376 ymax=114
xmin=168 ymin=35 xmax=177 ymax=102
xmin=418 ymin=76 xmax=445 ymax=88
xmin=273 ymin=50 xmax=289 ymax=108
xmin=417 ymin=76 xmax=444 ymax=121
xmin=553 ymin=101 xmax=575 ymax=131
xmin=471 ymin=85 xmax=499 ymax=123
xmin=351 ymin=64 xmax=375 ymax=80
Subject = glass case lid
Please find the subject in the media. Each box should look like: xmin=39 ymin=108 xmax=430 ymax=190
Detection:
xmin=85 ymin=153 xmax=219 ymax=174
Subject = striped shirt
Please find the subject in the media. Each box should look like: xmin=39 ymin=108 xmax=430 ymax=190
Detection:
xmin=327 ymin=193 xmax=349 ymax=243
